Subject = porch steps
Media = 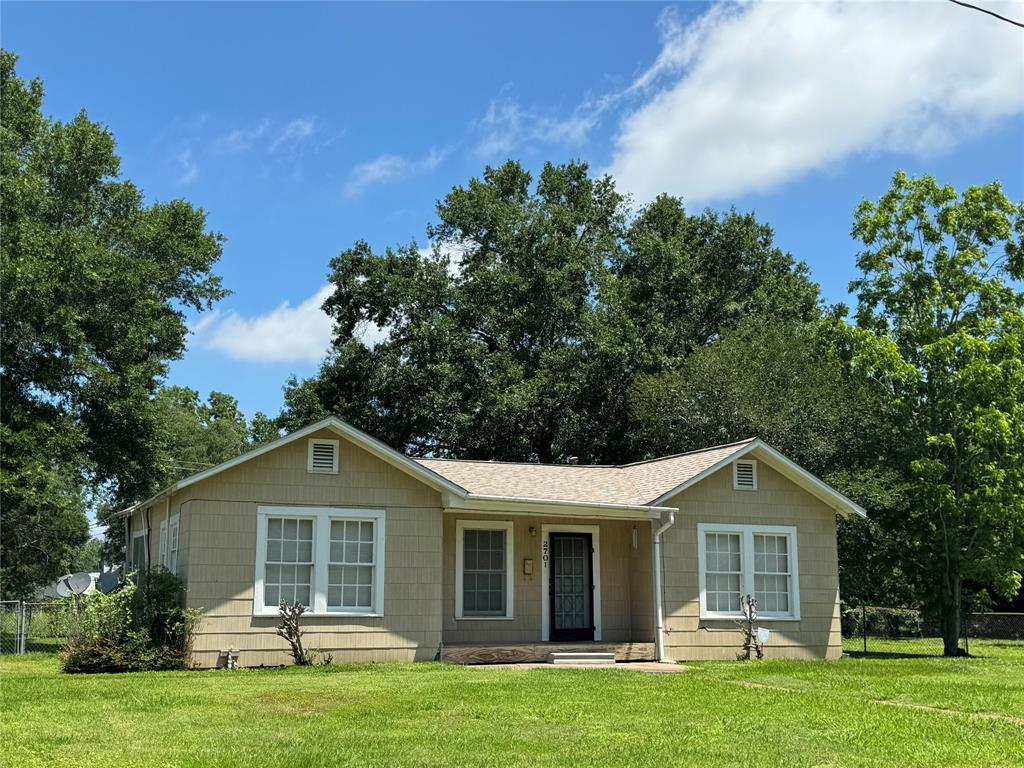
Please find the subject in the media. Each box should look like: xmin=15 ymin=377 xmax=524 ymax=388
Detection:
xmin=550 ymin=652 xmax=616 ymax=665
xmin=440 ymin=642 xmax=655 ymax=665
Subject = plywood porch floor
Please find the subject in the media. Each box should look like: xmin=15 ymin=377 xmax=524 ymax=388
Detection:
xmin=440 ymin=641 xmax=656 ymax=665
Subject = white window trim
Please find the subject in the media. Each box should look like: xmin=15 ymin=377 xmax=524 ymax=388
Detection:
xmin=697 ymin=522 xmax=800 ymax=621
xmin=167 ymin=513 xmax=180 ymax=575
xmin=307 ymin=439 xmax=340 ymax=474
xmin=254 ymin=505 xmax=385 ymax=617
xmin=454 ymin=519 xmax=514 ymax=620
xmin=733 ymin=459 xmax=758 ymax=491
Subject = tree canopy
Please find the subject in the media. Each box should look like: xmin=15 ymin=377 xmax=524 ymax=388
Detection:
xmin=847 ymin=171 xmax=1024 ymax=654
xmin=280 ymin=160 xmax=822 ymax=464
xmin=152 ymin=387 xmax=278 ymax=487
xmin=0 ymin=51 xmax=226 ymax=596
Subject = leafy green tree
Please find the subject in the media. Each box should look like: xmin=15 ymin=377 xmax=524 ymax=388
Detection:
xmin=283 ymin=161 xmax=821 ymax=463
xmin=152 ymin=387 xmax=251 ymax=484
xmin=67 ymin=538 xmax=104 ymax=574
xmin=614 ymin=195 xmax=821 ymax=363
xmin=248 ymin=411 xmax=282 ymax=447
xmin=0 ymin=51 xmax=226 ymax=594
xmin=849 ymin=171 xmax=1024 ymax=655
xmin=629 ymin=318 xmax=873 ymax=473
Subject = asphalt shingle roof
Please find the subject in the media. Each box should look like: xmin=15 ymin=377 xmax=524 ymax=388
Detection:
xmin=415 ymin=439 xmax=755 ymax=506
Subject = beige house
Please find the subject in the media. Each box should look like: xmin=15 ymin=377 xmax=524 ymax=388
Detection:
xmin=120 ymin=416 xmax=864 ymax=667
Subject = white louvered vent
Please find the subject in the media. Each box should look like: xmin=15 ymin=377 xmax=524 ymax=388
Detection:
xmin=307 ymin=439 xmax=339 ymax=474
xmin=733 ymin=460 xmax=757 ymax=491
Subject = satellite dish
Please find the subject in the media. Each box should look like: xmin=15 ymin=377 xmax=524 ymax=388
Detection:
xmin=97 ymin=571 xmax=120 ymax=594
xmin=54 ymin=576 xmax=73 ymax=597
xmin=67 ymin=572 xmax=93 ymax=595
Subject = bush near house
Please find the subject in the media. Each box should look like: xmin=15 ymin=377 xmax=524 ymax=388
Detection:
xmin=59 ymin=571 xmax=200 ymax=673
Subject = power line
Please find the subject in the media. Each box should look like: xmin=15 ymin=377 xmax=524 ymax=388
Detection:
xmin=947 ymin=0 xmax=1024 ymax=28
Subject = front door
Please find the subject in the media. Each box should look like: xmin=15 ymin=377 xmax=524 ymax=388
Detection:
xmin=549 ymin=533 xmax=595 ymax=641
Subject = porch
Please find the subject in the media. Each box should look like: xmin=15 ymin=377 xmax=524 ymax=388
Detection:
xmin=439 ymin=641 xmax=657 ymax=665
xmin=442 ymin=513 xmax=657 ymax=653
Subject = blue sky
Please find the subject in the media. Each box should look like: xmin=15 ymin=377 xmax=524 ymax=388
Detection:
xmin=4 ymin=1 xmax=1023 ymax=418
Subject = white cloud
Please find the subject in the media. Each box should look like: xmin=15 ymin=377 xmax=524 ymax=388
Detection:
xmin=269 ymin=118 xmax=316 ymax=152
xmin=608 ymin=1 xmax=1024 ymax=204
xmin=344 ymin=148 xmax=445 ymax=198
xmin=474 ymin=94 xmax=597 ymax=157
xmin=218 ymin=120 xmax=270 ymax=153
xmin=195 ymin=285 xmax=390 ymax=363
xmin=176 ymin=148 xmax=199 ymax=184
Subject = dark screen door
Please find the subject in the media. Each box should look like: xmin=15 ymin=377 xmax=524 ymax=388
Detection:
xmin=550 ymin=533 xmax=594 ymax=641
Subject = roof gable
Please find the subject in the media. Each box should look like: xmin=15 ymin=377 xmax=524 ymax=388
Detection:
xmin=122 ymin=419 xmax=864 ymax=518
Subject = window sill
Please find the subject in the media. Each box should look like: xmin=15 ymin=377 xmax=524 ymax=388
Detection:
xmin=700 ymin=613 xmax=800 ymax=622
xmin=454 ymin=615 xmax=515 ymax=621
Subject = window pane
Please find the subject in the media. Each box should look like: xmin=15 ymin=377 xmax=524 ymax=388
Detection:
xmin=264 ymin=585 xmax=279 ymax=607
xmin=282 ymin=540 xmax=297 ymax=562
xmin=266 ymin=539 xmax=281 ymax=561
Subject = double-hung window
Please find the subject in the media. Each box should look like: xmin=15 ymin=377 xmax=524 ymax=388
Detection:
xmin=455 ymin=520 xmax=514 ymax=619
xmin=254 ymin=506 xmax=385 ymax=616
xmin=697 ymin=523 xmax=799 ymax=620
xmin=130 ymin=529 xmax=147 ymax=572
xmin=328 ymin=519 xmax=376 ymax=611
xmin=167 ymin=515 xmax=180 ymax=575
xmin=158 ymin=514 xmax=180 ymax=574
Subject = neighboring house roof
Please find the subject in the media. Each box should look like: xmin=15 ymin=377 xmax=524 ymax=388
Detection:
xmin=415 ymin=439 xmax=754 ymax=507
xmin=120 ymin=417 xmax=865 ymax=518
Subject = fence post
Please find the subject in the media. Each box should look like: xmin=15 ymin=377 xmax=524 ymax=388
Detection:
xmin=963 ymin=614 xmax=969 ymax=656
xmin=17 ymin=601 xmax=26 ymax=655
xmin=862 ymin=605 xmax=867 ymax=654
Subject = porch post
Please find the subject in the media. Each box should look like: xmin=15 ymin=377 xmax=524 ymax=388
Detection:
xmin=653 ymin=511 xmax=676 ymax=662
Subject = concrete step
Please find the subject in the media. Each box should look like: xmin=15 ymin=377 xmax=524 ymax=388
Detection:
xmin=549 ymin=652 xmax=616 ymax=665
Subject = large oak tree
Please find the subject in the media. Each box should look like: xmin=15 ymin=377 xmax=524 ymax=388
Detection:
xmin=280 ymin=161 xmax=822 ymax=464
xmin=0 ymin=52 xmax=226 ymax=596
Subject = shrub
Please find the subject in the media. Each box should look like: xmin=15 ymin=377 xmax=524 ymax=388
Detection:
xmin=60 ymin=571 xmax=201 ymax=673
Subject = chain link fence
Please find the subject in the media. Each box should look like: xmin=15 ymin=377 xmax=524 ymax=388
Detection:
xmin=841 ymin=604 xmax=1024 ymax=657
xmin=0 ymin=600 xmax=73 ymax=654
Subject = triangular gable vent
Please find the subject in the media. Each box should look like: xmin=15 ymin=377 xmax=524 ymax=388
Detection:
xmin=308 ymin=439 xmax=339 ymax=474
xmin=733 ymin=460 xmax=757 ymax=491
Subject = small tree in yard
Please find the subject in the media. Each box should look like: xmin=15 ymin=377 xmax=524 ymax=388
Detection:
xmin=849 ymin=171 xmax=1024 ymax=656
xmin=736 ymin=595 xmax=764 ymax=661
xmin=276 ymin=602 xmax=313 ymax=666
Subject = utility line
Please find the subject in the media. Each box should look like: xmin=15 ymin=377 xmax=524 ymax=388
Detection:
xmin=946 ymin=0 xmax=1024 ymax=28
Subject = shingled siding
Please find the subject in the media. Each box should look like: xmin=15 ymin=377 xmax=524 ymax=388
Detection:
xmin=176 ymin=428 xmax=444 ymax=668
xmin=659 ymin=460 xmax=843 ymax=661
xmin=442 ymin=513 xmax=655 ymax=645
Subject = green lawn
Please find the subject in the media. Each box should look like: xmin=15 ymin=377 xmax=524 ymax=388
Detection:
xmin=2 ymin=647 xmax=1022 ymax=768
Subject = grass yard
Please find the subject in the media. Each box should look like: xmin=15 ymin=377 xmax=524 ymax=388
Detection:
xmin=2 ymin=644 xmax=1022 ymax=768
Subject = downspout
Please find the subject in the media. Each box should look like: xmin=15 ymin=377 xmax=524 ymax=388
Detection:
xmin=653 ymin=510 xmax=676 ymax=662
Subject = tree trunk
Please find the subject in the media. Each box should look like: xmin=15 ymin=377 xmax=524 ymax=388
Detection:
xmin=940 ymin=572 xmax=963 ymax=657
